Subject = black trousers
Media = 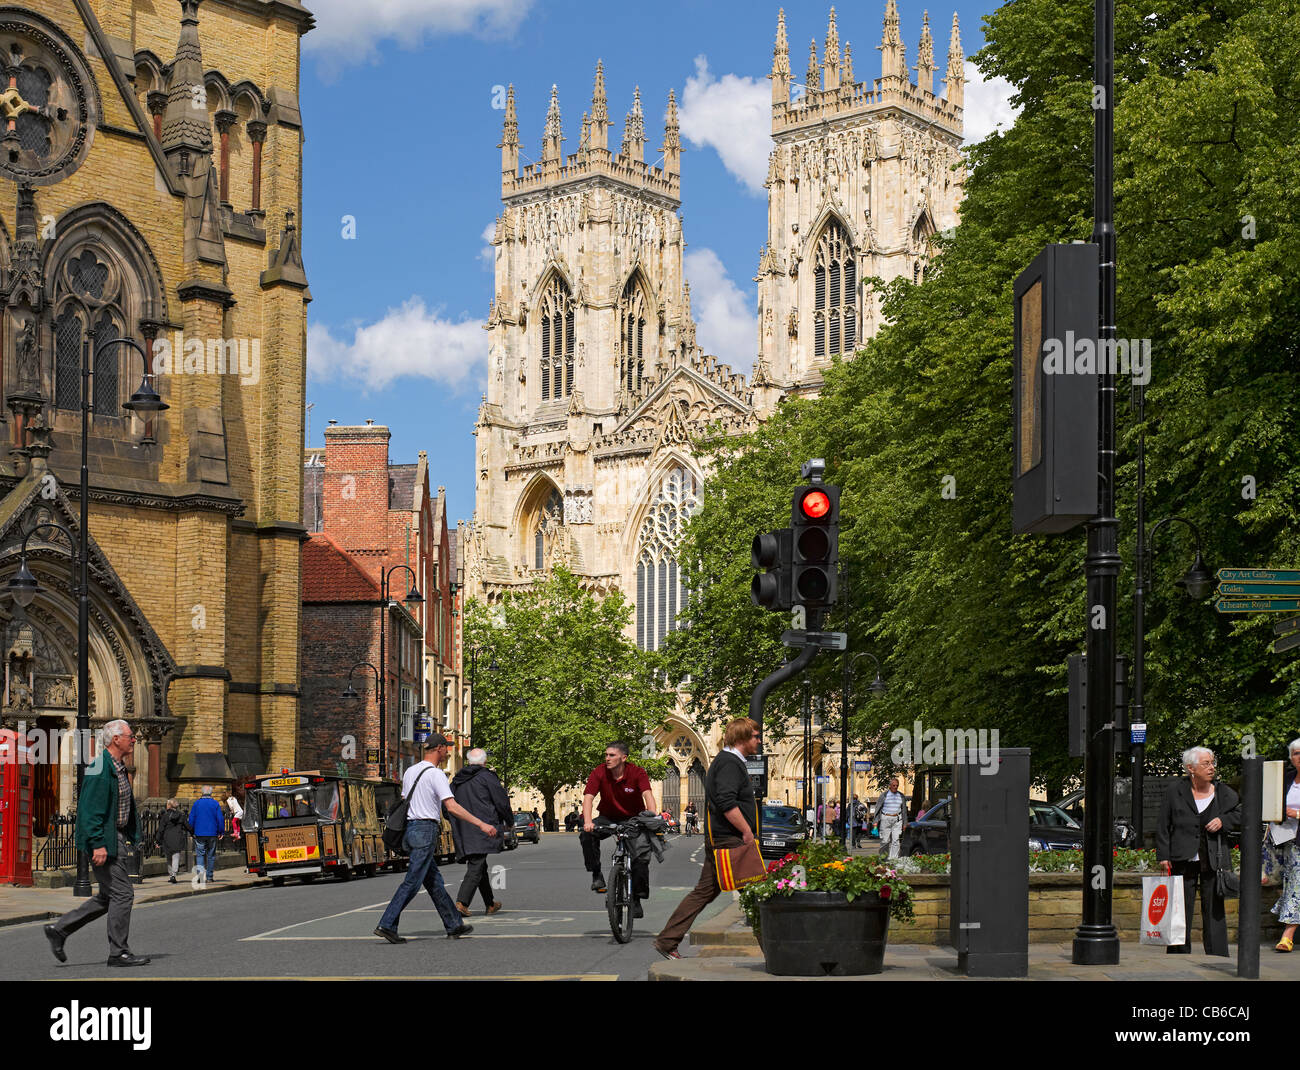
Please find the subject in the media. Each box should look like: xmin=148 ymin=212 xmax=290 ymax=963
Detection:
xmin=580 ymin=819 xmax=650 ymax=898
xmin=1168 ymin=858 xmax=1229 ymax=956
xmin=456 ymin=854 xmax=495 ymax=908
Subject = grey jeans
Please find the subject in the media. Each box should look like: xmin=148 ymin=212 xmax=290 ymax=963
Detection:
xmin=51 ymin=832 xmax=135 ymax=957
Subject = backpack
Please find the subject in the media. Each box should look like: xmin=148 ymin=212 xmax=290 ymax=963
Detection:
xmin=382 ymin=766 xmax=432 ymax=852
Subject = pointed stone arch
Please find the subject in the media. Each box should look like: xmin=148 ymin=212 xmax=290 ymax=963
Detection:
xmin=616 ymin=266 xmax=655 ymax=395
xmin=803 ymin=203 xmax=859 ymax=262
xmin=805 ymin=208 xmax=859 ymax=361
xmin=627 ymin=460 xmax=701 ymax=652
xmin=526 ymin=260 xmax=577 ymax=311
xmin=513 ymin=471 xmax=565 ymax=571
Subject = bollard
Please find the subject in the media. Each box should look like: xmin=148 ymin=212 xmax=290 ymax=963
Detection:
xmin=1238 ymin=756 xmax=1260 ymax=979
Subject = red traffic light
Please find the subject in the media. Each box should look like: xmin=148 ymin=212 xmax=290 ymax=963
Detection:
xmin=799 ymin=489 xmax=831 ymax=520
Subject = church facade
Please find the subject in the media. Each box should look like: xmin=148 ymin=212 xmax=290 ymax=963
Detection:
xmin=0 ymin=0 xmax=311 ymax=828
xmin=464 ymin=3 xmax=964 ymax=811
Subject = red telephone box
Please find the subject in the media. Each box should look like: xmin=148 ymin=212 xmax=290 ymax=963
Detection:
xmin=0 ymin=730 xmax=34 ymax=886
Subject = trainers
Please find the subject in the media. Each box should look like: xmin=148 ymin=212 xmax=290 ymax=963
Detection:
xmin=43 ymin=924 xmax=66 ymax=964
xmin=591 ymin=872 xmax=606 ymax=893
xmin=485 ymin=902 xmax=503 ymax=915
xmin=454 ymin=901 xmax=472 ymax=917
xmin=654 ymin=944 xmax=681 ymax=960
xmin=373 ymin=926 xmax=406 ymax=944
xmin=446 ymin=924 xmax=474 ymax=938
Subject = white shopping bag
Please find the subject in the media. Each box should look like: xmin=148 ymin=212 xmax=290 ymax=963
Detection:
xmin=1140 ymin=874 xmax=1186 ymax=946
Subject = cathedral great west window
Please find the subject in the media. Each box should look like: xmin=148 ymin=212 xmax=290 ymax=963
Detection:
xmin=539 ymin=274 xmax=574 ymax=400
xmin=636 ymin=467 xmax=699 ymax=651
xmin=813 ymin=219 xmax=856 ymax=360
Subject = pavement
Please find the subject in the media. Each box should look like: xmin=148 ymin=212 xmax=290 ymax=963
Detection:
xmin=650 ymin=900 xmax=1296 ymax=981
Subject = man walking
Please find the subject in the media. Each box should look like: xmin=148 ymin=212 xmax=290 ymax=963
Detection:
xmin=187 ymin=785 xmax=223 ymax=882
xmin=374 ymin=735 xmax=498 ymax=943
xmin=654 ymin=718 xmax=760 ymax=960
xmin=850 ymin=795 xmax=867 ymax=849
xmin=873 ymin=777 xmax=908 ymax=859
xmin=43 ymin=719 xmax=149 ymax=967
xmin=580 ymin=742 xmax=656 ymax=915
xmin=450 ymin=748 xmax=512 ymax=916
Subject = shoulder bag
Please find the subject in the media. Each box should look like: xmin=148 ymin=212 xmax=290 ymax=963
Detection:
xmin=382 ymin=766 xmax=432 ymax=852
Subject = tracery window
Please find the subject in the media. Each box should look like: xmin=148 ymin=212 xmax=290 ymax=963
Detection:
xmin=52 ymin=248 xmax=124 ymax=413
xmin=539 ymin=275 xmax=574 ymax=401
xmin=635 ymin=467 xmax=699 ymax=652
xmin=813 ymin=220 xmax=856 ymax=359
xmin=618 ymin=276 xmax=648 ymax=394
xmin=533 ymin=487 xmax=564 ymax=570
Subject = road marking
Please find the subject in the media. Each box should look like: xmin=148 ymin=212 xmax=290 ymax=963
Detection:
xmin=51 ymin=974 xmax=620 ymax=981
xmin=241 ymin=901 xmax=388 ymax=940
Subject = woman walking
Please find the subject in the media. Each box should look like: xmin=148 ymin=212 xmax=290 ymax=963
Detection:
xmin=1264 ymin=739 xmax=1300 ymax=951
xmin=155 ymin=799 xmax=188 ymax=884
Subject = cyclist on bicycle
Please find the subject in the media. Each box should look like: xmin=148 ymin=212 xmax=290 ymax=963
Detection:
xmin=580 ymin=742 xmax=657 ymax=916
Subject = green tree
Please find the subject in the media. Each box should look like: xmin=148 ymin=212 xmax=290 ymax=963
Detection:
xmin=463 ymin=567 xmax=672 ymax=821
xmin=662 ymin=0 xmax=1300 ymax=791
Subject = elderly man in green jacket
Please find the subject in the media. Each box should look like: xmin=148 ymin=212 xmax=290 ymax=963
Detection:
xmin=43 ymin=718 xmax=150 ymax=967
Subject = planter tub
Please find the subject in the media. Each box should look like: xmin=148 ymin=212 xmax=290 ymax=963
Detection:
xmin=758 ymin=890 xmax=891 ymax=976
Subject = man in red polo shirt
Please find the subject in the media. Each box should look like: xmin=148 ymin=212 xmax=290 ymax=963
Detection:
xmin=580 ymin=741 xmax=657 ymax=914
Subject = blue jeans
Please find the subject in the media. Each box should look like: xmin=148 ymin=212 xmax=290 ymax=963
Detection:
xmin=195 ymin=836 xmax=218 ymax=878
xmin=379 ymin=820 xmax=462 ymax=934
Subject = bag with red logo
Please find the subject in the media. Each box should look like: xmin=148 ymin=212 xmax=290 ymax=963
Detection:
xmin=1139 ymin=874 xmax=1186 ymax=946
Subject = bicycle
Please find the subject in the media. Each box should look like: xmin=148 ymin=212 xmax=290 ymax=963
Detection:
xmin=598 ymin=815 xmax=667 ymax=943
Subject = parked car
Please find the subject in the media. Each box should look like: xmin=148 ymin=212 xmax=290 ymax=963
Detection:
xmin=1053 ymin=788 xmax=1137 ymax=848
xmin=900 ymin=799 xmax=1085 ymax=856
xmin=758 ymin=804 xmax=808 ymax=860
xmin=513 ymin=811 xmax=540 ymax=844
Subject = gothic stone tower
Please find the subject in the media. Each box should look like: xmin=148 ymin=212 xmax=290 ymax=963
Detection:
xmin=756 ymin=4 xmax=965 ymax=396
xmin=468 ymin=66 xmax=756 ymax=659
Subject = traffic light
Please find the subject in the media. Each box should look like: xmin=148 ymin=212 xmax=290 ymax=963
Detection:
xmin=750 ymin=528 xmax=792 ymax=611
xmin=790 ymin=484 xmax=840 ymax=609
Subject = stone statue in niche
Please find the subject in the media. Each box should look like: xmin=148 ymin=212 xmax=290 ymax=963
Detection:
xmin=16 ymin=317 xmax=38 ymax=389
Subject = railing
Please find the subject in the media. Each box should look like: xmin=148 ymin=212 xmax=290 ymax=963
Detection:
xmin=34 ymin=812 xmax=78 ymax=872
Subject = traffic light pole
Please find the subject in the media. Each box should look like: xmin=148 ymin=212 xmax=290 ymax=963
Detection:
xmin=1073 ymin=0 xmax=1121 ymax=966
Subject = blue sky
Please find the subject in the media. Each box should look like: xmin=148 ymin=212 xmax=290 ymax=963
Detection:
xmin=300 ymin=0 xmax=1015 ymax=527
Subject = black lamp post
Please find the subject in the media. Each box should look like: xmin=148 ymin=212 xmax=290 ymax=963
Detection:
xmin=378 ymin=564 xmax=422 ymax=777
xmin=342 ymin=661 xmax=380 ymax=766
xmin=841 ymin=651 xmax=887 ymax=847
xmin=464 ymin=643 xmax=485 ymax=748
xmin=1130 ymin=515 xmax=1212 ymax=844
xmin=13 ymin=335 xmax=164 ymax=897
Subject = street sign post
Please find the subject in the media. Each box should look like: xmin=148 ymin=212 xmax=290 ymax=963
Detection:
xmin=1217 ymin=569 xmax=1300 ymax=584
xmin=853 ymin=760 xmax=871 ymax=772
xmin=1215 ymin=598 xmax=1300 ymax=614
xmin=1275 ymin=632 xmax=1300 ymax=655
xmin=1218 ymin=583 xmax=1300 ymax=597
xmin=1274 ymin=615 xmax=1300 ymax=636
xmin=782 ymin=629 xmax=848 ymax=650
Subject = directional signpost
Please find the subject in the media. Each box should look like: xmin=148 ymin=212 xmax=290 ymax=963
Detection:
xmin=1214 ymin=569 xmax=1300 ymax=615
xmin=1274 ymin=615 xmax=1300 ymax=655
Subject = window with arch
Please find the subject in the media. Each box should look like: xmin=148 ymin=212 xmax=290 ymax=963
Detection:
xmin=539 ymin=274 xmax=574 ymax=401
xmin=636 ymin=467 xmax=700 ymax=652
xmin=813 ymin=219 xmax=856 ymax=359
xmin=53 ymin=248 xmax=124 ymax=414
xmin=531 ymin=487 xmax=564 ymax=569
xmin=618 ymin=276 xmax=648 ymax=394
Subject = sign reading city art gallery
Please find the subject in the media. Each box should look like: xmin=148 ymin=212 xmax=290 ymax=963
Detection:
xmin=1216 ymin=568 xmax=1300 ymax=584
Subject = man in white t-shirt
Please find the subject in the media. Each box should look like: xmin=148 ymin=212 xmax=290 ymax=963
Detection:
xmin=374 ymin=735 xmax=498 ymax=943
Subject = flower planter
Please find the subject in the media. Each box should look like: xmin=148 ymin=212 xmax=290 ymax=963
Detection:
xmin=758 ymin=889 xmax=891 ymax=976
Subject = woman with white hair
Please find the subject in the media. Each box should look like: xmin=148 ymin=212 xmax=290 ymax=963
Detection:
xmin=1155 ymin=746 xmax=1241 ymax=956
xmin=1262 ymin=738 xmax=1300 ymax=951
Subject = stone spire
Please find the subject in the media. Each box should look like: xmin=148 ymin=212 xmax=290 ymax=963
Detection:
xmin=805 ymin=40 xmax=820 ymax=95
xmin=771 ymin=8 xmax=790 ymax=105
xmin=823 ymin=7 xmax=841 ymax=91
xmin=578 ymin=110 xmax=590 ymax=160
xmin=916 ymin=11 xmax=935 ymax=94
xmin=879 ymin=0 xmax=907 ymax=84
xmin=591 ymin=59 xmax=609 ymax=152
xmin=943 ymin=12 xmax=965 ymax=108
xmin=662 ymin=89 xmax=680 ymax=176
xmin=622 ymin=87 xmax=645 ymax=163
xmin=499 ymin=83 xmax=519 ymax=174
xmin=843 ymin=42 xmax=854 ymax=86
xmin=160 ymin=0 xmax=212 ymax=160
xmin=541 ymin=84 xmax=564 ymax=166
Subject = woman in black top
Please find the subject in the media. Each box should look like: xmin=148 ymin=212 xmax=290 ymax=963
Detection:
xmin=1155 ymin=746 xmax=1240 ymax=956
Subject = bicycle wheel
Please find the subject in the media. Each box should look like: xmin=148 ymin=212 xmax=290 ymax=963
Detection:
xmin=606 ymin=861 xmax=633 ymax=943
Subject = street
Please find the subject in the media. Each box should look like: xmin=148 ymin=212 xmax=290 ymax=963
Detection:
xmin=0 ymin=833 xmax=728 ymax=981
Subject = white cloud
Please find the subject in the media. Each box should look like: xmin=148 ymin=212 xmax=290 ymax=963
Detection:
xmin=961 ymin=60 xmax=1020 ymax=145
xmin=684 ymin=248 xmax=757 ymax=374
xmin=480 ymin=220 xmax=497 ymax=269
xmin=677 ymin=55 xmax=771 ymax=195
xmin=308 ymin=298 xmax=485 ymax=391
xmin=304 ymin=0 xmax=533 ymax=73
